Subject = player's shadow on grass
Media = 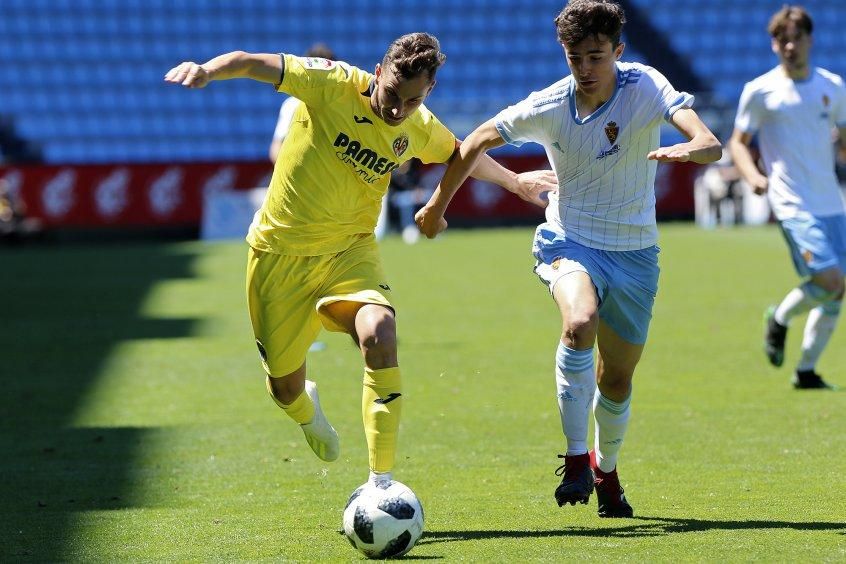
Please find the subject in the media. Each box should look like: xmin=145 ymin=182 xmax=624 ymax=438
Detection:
xmin=419 ymin=516 xmax=846 ymax=544
xmin=0 ymin=242 xmax=203 ymax=561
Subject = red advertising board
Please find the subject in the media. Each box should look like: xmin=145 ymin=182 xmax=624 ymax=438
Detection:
xmin=0 ymin=158 xmax=700 ymax=229
xmin=0 ymin=162 xmax=272 ymax=228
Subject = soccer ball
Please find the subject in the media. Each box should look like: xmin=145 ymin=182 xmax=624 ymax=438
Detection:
xmin=342 ymin=480 xmax=424 ymax=558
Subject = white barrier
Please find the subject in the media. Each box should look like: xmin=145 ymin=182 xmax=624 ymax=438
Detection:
xmin=201 ymin=187 xmax=267 ymax=241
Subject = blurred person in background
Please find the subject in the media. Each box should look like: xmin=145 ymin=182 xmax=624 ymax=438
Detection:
xmin=694 ymin=153 xmax=754 ymax=228
xmin=0 ymin=177 xmax=42 ymax=244
xmin=268 ymin=42 xmax=335 ymax=351
xmin=729 ymin=5 xmax=846 ymax=390
xmin=165 ymin=33 xmax=556 ymax=488
xmin=387 ymin=158 xmax=428 ymax=244
xmin=416 ymin=0 xmax=721 ymax=518
xmin=268 ymin=43 xmax=336 ymax=163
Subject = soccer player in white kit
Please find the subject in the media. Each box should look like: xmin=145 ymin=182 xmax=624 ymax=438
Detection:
xmin=729 ymin=5 xmax=846 ymax=390
xmin=416 ymin=0 xmax=721 ymax=517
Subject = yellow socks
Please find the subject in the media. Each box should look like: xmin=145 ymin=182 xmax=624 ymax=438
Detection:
xmin=362 ymin=367 xmax=402 ymax=473
xmin=266 ymin=370 xmax=401 ymax=470
xmin=266 ymin=376 xmax=314 ymax=424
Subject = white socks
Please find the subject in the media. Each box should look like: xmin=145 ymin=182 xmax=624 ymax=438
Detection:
xmin=555 ymin=342 xmax=596 ymax=456
xmin=593 ymin=392 xmax=631 ymax=473
xmin=798 ymin=305 xmax=840 ymax=371
xmin=774 ymin=283 xmax=819 ymax=325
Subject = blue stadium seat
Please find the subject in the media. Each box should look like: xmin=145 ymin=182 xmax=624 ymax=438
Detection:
xmin=3 ymin=0 xmax=844 ymax=164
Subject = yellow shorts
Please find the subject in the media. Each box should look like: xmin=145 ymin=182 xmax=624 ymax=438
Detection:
xmin=246 ymin=234 xmax=393 ymax=376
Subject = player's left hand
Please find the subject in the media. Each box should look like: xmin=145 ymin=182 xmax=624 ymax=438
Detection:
xmin=514 ymin=169 xmax=558 ymax=208
xmin=647 ymin=144 xmax=691 ymax=162
xmin=414 ymin=205 xmax=448 ymax=239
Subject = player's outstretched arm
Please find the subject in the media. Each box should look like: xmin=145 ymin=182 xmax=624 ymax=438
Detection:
xmin=469 ymin=155 xmax=557 ymax=209
xmin=415 ymin=120 xmax=504 ymax=238
xmin=464 ymin=130 xmax=558 ymax=207
xmin=647 ymin=108 xmax=722 ymax=164
xmin=164 ymin=51 xmax=283 ymax=89
xmin=728 ymin=129 xmax=768 ymax=195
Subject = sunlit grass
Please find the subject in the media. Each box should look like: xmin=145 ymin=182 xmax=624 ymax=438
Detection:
xmin=2 ymin=225 xmax=844 ymax=561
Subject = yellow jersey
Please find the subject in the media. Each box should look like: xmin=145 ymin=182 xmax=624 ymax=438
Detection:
xmin=247 ymin=54 xmax=457 ymax=256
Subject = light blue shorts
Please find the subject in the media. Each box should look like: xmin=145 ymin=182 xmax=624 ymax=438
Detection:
xmin=532 ymin=224 xmax=660 ymax=345
xmin=779 ymin=212 xmax=846 ymax=277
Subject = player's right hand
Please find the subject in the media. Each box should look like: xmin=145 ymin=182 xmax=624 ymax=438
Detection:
xmin=415 ymin=205 xmax=447 ymax=239
xmin=514 ymin=169 xmax=558 ymax=208
xmin=750 ymin=174 xmax=768 ymax=195
xmin=164 ymin=62 xmax=211 ymax=89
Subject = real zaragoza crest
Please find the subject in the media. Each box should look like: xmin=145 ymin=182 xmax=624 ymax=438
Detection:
xmin=392 ymin=134 xmax=409 ymax=157
xmin=604 ymin=121 xmax=619 ymax=145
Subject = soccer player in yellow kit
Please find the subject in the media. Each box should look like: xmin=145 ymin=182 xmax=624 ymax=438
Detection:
xmin=165 ymin=33 xmax=555 ymax=486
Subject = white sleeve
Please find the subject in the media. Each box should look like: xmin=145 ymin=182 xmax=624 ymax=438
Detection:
xmin=494 ymin=93 xmax=548 ymax=147
xmin=734 ymin=83 xmax=763 ymax=134
xmin=643 ymin=68 xmax=694 ymax=122
xmin=272 ymin=97 xmax=301 ymax=142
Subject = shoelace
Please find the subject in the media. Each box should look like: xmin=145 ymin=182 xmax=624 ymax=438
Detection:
xmin=554 ymin=453 xmax=587 ymax=480
xmin=554 ymin=454 xmax=566 ymax=476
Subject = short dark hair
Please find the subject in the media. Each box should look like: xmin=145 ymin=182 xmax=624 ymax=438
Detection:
xmin=554 ymin=0 xmax=626 ymax=48
xmin=381 ymin=32 xmax=446 ymax=81
xmin=767 ymin=5 xmax=813 ymax=38
xmin=305 ymin=42 xmax=335 ymax=59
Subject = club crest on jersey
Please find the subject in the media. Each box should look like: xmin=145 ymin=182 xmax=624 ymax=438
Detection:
xmin=597 ymin=121 xmax=621 ymax=159
xmin=821 ymin=94 xmax=831 ymax=119
xmin=302 ymin=57 xmax=336 ymax=70
xmin=604 ymin=121 xmax=619 ymax=145
xmin=392 ymin=134 xmax=409 ymax=157
xmin=802 ymin=249 xmax=814 ymax=264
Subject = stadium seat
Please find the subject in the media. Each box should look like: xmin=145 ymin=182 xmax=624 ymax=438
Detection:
xmin=3 ymin=0 xmax=844 ymax=164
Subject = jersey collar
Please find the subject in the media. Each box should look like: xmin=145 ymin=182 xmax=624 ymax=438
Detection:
xmin=568 ymin=65 xmax=623 ymax=125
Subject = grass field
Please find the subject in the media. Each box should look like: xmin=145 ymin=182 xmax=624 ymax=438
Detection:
xmin=1 ymin=224 xmax=844 ymax=562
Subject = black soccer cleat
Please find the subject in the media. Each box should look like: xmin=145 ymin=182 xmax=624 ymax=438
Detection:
xmin=554 ymin=453 xmax=594 ymax=507
xmin=764 ymin=306 xmax=787 ymax=367
xmin=792 ymin=369 xmax=835 ymax=390
xmin=590 ymin=450 xmax=633 ymax=518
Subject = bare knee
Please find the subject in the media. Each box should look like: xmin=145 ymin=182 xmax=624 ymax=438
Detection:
xmin=597 ymin=375 xmax=632 ymax=402
xmin=356 ymin=306 xmax=398 ymax=369
xmin=812 ymin=270 xmax=845 ymax=297
xmin=561 ymin=311 xmax=598 ymax=349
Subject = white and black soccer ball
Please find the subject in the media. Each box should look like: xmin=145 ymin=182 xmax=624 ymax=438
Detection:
xmin=342 ymin=480 xmax=424 ymax=559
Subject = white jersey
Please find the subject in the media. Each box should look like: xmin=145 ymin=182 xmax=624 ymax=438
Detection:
xmin=734 ymin=66 xmax=846 ymax=220
xmin=495 ymin=62 xmax=693 ymax=251
xmin=271 ymin=96 xmax=301 ymax=142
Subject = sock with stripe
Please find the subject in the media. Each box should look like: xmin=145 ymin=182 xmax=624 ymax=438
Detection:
xmin=362 ymin=367 xmax=402 ymax=473
xmin=555 ymin=342 xmax=596 ymax=456
xmin=593 ymin=390 xmax=631 ymax=473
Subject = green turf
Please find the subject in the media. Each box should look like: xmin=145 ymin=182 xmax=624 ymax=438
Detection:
xmin=1 ymin=224 xmax=844 ymax=561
